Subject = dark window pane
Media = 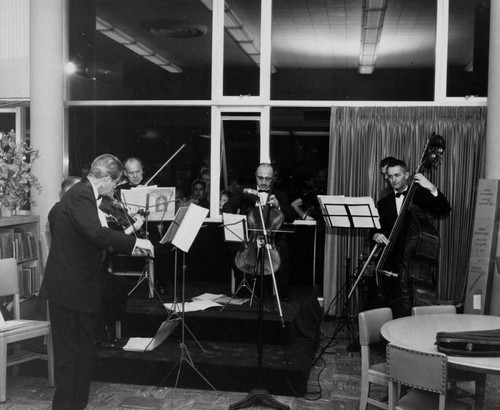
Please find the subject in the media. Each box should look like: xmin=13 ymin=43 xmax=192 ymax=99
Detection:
xmin=68 ymin=107 xmax=211 ymax=208
xmin=69 ymin=0 xmax=212 ymax=101
xmin=271 ymin=0 xmax=436 ymax=101
xmin=447 ymin=0 xmax=489 ymax=97
xmin=223 ymin=0 xmax=261 ymax=96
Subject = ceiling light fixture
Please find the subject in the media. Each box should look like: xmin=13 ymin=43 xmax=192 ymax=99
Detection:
xmin=95 ymin=16 xmax=182 ymax=74
xmin=358 ymin=0 xmax=387 ymax=74
xmin=199 ymin=0 xmax=276 ymax=73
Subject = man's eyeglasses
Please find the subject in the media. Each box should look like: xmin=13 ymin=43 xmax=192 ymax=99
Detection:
xmin=256 ymin=176 xmax=273 ymax=182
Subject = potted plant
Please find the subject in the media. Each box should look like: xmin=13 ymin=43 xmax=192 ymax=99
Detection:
xmin=0 ymin=130 xmax=41 ymax=216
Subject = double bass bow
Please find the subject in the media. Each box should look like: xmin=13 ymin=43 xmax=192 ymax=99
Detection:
xmin=374 ymin=133 xmax=446 ymax=298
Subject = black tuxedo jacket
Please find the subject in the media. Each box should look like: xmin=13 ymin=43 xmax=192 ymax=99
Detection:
xmin=377 ymin=186 xmax=451 ymax=238
xmin=41 ymin=178 xmax=136 ymax=313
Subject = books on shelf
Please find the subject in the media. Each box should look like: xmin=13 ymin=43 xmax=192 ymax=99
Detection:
xmin=0 ymin=228 xmax=38 ymax=262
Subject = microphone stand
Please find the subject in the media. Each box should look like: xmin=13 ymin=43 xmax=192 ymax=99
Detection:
xmin=229 ymin=198 xmax=289 ymax=410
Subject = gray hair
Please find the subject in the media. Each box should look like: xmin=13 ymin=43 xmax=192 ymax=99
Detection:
xmin=89 ymin=154 xmax=123 ymax=180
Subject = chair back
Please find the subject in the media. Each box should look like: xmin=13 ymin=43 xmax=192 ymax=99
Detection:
xmin=358 ymin=307 xmax=393 ymax=346
xmin=0 ymin=258 xmax=21 ymax=319
xmin=386 ymin=343 xmax=447 ymax=394
xmin=411 ymin=305 xmax=456 ymax=316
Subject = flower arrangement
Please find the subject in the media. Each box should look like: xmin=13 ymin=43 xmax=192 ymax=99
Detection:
xmin=0 ymin=130 xmax=42 ymax=213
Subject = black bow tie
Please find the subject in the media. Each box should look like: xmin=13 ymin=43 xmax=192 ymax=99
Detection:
xmin=395 ymin=191 xmax=407 ymax=198
xmin=97 ymin=195 xmax=103 ymax=200
xmin=258 ymin=189 xmax=268 ymax=193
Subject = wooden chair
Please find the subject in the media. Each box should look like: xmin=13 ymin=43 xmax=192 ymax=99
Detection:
xmin=358 ymin=307 xmax=393 ymax=410
xmin=386 ymin=343 xmax=471 ymax=410
xmin=411 ymin=305 xmax=456 ymax=316
xmin=411 ymin=304 xmax=486 ymax=402
xmin=0 ymin=258 xmax=54 ymax=402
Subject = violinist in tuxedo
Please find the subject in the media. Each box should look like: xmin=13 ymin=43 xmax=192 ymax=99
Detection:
xmin=117 ymin=157 xmax=145 ymax=190
xmin=238 ymin=163 xmax=295 ymax=301
xmin=372 ymin=159 xmax=450 ymax=317
xmin=40 ymin=154 xmax=154 ymax=410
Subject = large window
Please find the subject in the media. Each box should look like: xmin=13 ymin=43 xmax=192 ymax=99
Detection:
xmin=69 ymin=0 xmax=212 ymax=101
xmin=271 ymin=0 xmax=437 ymax=101
xmin=68 ymin=106 xmax=210 ymax=206
xmin=447 ymin=0 xmax=489 ymax=97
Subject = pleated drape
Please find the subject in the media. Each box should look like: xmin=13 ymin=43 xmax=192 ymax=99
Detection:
xmin=323 ymin=106 xmax=486 ymax=315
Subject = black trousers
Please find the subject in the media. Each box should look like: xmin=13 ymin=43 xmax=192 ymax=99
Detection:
xmin=49 ymin=301 xmax=96 ymax=410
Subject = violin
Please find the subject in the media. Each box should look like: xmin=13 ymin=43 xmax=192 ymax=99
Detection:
xmin=234 ymin=188 xmax=284 ymax=276
xmin=99 ymin=194 xmax=147 ymax=238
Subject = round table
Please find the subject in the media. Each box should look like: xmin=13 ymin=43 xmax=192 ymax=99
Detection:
xmin=380 ymin=314 xmax=500 ymax=374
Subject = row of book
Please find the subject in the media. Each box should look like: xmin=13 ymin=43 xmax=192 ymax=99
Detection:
xmin=0 ymin=228 xmax=38 ymax=261
xmin=18 ymin=265 xmax=40 ymax=297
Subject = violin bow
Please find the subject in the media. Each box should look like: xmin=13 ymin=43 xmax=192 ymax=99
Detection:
xmin=145 ymin=143 xmax=187 ymax=186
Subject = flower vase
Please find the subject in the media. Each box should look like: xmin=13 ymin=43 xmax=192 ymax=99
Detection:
xmin=0 ymin=205 xmax=14 ymax=217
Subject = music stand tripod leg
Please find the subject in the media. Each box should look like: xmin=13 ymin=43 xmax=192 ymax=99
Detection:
xmin=162 ymin=250 xmax=216 ymax=398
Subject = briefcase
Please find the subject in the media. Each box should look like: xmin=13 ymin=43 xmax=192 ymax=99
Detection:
xmin=435 ymin=328 xmax=500 ymax=356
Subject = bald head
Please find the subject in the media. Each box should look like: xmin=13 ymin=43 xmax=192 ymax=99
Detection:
xmin=255 ymin=163 xmax=275 ymax=192
xmin=123 ymin=157 xmax=144 ymax=186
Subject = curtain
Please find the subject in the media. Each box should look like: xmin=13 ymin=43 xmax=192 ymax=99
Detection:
xmin=323 ymin=106 xmax=486 ymax=315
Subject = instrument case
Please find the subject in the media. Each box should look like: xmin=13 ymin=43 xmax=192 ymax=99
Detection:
xmin=436 ymin=328 xmax=500 ymax=356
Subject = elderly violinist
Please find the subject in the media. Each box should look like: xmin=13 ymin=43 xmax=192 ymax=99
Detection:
xmin=238 ymin=163 xmax=295 ymax=301
xmin=39 ymin=154 xmax=154 ymax=410
xmin=372 ymin=158 xmax=450 ymax=317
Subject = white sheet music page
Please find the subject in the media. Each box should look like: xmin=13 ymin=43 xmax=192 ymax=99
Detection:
xmin=172 ymin=204 xmax=208 ymax=253
xmin=222 ymin=213 xmax=247 ymax=242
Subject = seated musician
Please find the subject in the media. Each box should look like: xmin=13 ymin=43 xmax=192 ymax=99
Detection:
xmin=237 ymin=163 xmax=295 ymax=301
xmin=372 ymin=158 xmax=451 ymax=318
xmin=116 ymin=157 xmax=145 ymax=191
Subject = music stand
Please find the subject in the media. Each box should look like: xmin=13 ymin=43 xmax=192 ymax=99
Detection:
xmin=221 ymin=213 xmax=259 ymax=309
xmin=316 ymin=195 xmax=380 ymax=356
xmin=158 ymin=204 xmax=217 ymax=395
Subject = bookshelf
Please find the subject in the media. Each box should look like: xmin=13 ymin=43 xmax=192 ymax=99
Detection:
xmin=0 ymin=215 xmax=41 ymax=298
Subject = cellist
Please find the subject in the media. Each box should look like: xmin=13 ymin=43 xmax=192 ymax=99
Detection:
xmin=237 ymin=163 xmax=295 ymax=301
xmin=372 ymin=158 xmax=451 ymax=317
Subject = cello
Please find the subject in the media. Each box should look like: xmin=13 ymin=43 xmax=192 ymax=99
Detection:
xmin=233 ymin=183 xmax=286 ymax=326
xmin=374 ymin=133 xmax=447 ymax=306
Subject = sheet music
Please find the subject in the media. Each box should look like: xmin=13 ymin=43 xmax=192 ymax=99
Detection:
xmin=160 ymin=204 xmax=208 ymax=253
xmin=222 ymin=213 xmax=247 ymax=242
xmin=317 ymin=195 xmax=380 ymax=229
xmin=121 ymin=186 xmax=176 ymax=221
xmin=122 ymin=319 xmax=179 ymax=352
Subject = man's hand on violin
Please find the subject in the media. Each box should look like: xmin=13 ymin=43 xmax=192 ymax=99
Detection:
xmin=268 ymin=194 xmax=280 ymax=208
xmin=124 ymin=215 xmax=145 ymax=235
xmin=134 ymin=238 xmax=155 ymax=257
xmin=373 ymin=232 xmax=389 ymax=245
xmin=413 ymin=173 xmax=438 ymax=195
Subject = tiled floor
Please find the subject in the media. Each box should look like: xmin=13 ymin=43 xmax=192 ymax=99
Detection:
xmin=2 ymin=319 xmax=500 ymax=409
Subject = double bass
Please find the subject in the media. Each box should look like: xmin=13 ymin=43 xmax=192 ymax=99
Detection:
xmin=374 ymin=133 xmax=447 ymax=304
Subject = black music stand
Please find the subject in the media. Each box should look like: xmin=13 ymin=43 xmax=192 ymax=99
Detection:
xmin=159 ymin=204 xmax=217 ymax=396
xmin=316 ymin=195 xmax=380 ymax=355
xmin=228 ymin=199 xmax=288 ymax=410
